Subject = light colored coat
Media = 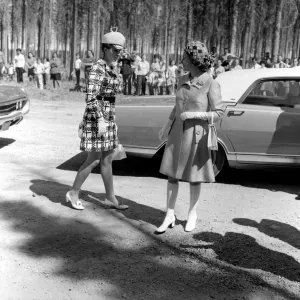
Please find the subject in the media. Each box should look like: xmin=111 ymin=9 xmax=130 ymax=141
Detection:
xmin=159 ymin=72 xmax=224 ymax=182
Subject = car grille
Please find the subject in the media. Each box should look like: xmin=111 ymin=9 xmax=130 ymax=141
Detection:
xmin=0 ymin=100 xmax=25 ymax=116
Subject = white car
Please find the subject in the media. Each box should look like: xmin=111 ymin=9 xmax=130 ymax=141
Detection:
xmin=0 ymin=85 xmax=30 ymax=132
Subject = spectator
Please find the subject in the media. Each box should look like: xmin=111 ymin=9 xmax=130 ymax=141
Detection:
xmin=284 ymin=58 xmax=291 ymax=68
xmin=214 ymin=59 xmax=225 ymax=78
xmin=26 ymin=52 xmax=36 ymax=82
xmin=231 ymin=58 xmax=242 ymax=70
xmin=0 ymin=50 xmax=5 ymax=80
xmin=222 ymin=47 xmax=237 ymax=62
xmin=50 ymin=52 xmax=61 ymax=88
xmin=14 ymin=48 xmax=25 ymax=83
xmin=265 ymin=58 xmax=273 ymax=68
xmin=158 ymin=57 xmax=166 ymax=95
xmin=260 ymin=60 xmax=267 ymax=69
xmin=251 ymin=57 xmax=261 ymax=69
xmin=8 ymin=62 xmax=14 ymax=81
xmin=274 ymin=55 xmax=288 ymax=68
xmin=131 ymin=51 xmax=141 ymax=95
xmin=291 ymin=58 xmax=298 ymax=67
xmin=43 ymin=58 xmax=50 ymax=88
xmin=166 ymin=59 xmax=178 ymax=95
xmin=118 ymin=51 xmax=134 ymax=95
xmin=136 ymin=54 xmax=149 ymax=96
xmin=74 ymin=53 xmax=82 ymax=86
xmin=148 ymin=54 xmax=160 ymax=95
xmin=211 ymin=46 xmax=219 ymax=63
xmin=34 ymin=58 xmax=45 ymax=90
xmin=83 ymin=50 xmax=95 ymax=85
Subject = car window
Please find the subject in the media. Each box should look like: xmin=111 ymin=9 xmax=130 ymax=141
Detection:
xmin=243 ymin=79 xmax=300 ymax=108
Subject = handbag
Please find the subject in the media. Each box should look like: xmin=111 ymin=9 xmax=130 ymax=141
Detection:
xmin=112 ymin=144 xmax=127 ymax=161
xmin=207 ymin=112 xmax=218 ymax=151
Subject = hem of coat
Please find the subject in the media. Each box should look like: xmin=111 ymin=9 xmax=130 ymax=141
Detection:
xmin=159 ymin=170 xmax=215 ymax=183
xmin=79 ymin=144 xmax=118 ymax=152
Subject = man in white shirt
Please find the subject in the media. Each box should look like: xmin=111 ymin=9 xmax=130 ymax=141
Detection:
xmin=14 ymin=48 xmax=25 ymax=83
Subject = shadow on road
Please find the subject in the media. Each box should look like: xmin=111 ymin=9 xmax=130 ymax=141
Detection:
xmin=181 ymin=231 xmax=300 ymax=283
xmin=56 ymin=152 xmax=165 ymax=178
xmin=57 ymin=153 xmax=299 ymax=198
xmin=233 ymin=218 xmax=300 ymax=250
xmin=0 ymin=199 xmax=276 ymax=300
xmin=0 ymin=137 xmax=15 ymax=149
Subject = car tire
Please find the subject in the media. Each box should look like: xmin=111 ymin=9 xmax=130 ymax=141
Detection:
xmin=211 ymin=145 xmax=227 ymax=177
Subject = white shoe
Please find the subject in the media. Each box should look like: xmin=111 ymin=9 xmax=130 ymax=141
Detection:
xmin=185 ymin=212 xmax=197 ymax=232
xmin=66 ymin=191 xmax=84 ymax=210
xmin=155 ymin=214 xmax=176 ymax=234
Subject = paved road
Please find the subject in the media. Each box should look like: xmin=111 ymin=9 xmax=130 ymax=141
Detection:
xmin=1 ymin=91 xmax=300 ymax=300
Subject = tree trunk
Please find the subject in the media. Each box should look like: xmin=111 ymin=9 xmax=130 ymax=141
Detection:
xmin=40 ymin=0 xmax=46 ymax=58
xmin=21 ymin=0 xmax=26 ymax=51
xmin=95 ymin=0 xmax=101 ymax=60
xmin=48 ymin=0 xmax=52 ymax=59
xmin=87 ymin=6 xmax=90 ymax=51
xmin=242 ymin=23 xmax=249 ymax=68
xmin=273 ymin=0 xmax=283 ymax=62
xmin=210 ymin=0 xmax=219 ymax=48
xmin=245 ymin=0 xmax=255 ymax=65
xmin=11 ymin=0 xmax=14 ymax=62
xmin=185 ymin=0 xmax=193 ymax=44
xmin=69 ymin=0 xmax=77 ymax=80
xmin=230 ymin=0 xmax=240 ymax=55
xmin=164 ymin=0 xmax=169 ymax=60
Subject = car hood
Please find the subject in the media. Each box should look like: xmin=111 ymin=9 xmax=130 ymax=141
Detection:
xmin=0 ymin=85 xmax=27 ymax=103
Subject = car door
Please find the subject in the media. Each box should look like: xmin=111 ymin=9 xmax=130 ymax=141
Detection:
xmin=220 ymin=78 xmax=300 ymax=164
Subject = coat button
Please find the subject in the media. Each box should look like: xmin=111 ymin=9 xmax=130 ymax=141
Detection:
xmin=196 ymin=131 xmax=200 ymax=135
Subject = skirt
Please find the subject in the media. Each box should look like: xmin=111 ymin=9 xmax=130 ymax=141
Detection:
xmin=79 ymin=100 xmax=118 ymax=152
xmin=50 ymin=73 xmax=61 ymax=80
xmin=28 ymin=68 xmax=35 ymax=77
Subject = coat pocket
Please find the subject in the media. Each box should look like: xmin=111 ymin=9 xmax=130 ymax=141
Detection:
xmin=194 ymin=124 xmax=204 ymax=144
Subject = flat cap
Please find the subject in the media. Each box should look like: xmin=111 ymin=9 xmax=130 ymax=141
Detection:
xmin=102 ymin=29 xmax=125 ymax=50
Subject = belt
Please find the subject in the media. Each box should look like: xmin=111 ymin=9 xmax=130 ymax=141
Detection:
xmin=96 ymin=96 xmax=116 ymax=103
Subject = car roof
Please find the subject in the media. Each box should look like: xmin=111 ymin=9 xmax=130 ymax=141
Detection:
xmin=215 ymin=67 xmax=300 ymax=103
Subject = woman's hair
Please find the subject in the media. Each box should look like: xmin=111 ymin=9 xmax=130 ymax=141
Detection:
xmin=169 ymin=59 xmax=175 ymax=65
xmin=141 ymin=54 xmax=146 ymax=59
xmin=87 ymin=50 xmax=94 ymax=57
xmin=27 ymin=52 xmax=34 ymax=58
xmin=101 ymin=44 xmax=112 ymax=55
xmin=52 ymin=52 xmax=58 ymax=58
xmin=184 ymin=41 xmax=214 ymax=72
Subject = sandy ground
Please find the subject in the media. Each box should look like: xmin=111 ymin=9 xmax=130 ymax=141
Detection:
xmin=1 ymin=83 xmax=300 ymax=300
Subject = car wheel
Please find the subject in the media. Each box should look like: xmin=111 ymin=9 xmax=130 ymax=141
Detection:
xmin=211 ymin=145 xmax=226 ymax=177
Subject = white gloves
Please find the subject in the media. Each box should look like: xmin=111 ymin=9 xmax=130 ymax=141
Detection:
xmin=180 ymin=112 xmax=208 ymax=121
xmin=97 ymin=119 xmax=108 ymax=137
xmin=159 ymin=119 xmax=172 ymax=142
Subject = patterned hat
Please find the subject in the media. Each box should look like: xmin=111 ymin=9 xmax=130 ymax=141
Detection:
xmin=102 ymin=27 xmax=125 ymax=50
xmin=185 ymin=41 xmax=215 ymax=70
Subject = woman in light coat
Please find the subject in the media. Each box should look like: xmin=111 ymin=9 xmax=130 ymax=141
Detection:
xmin=157 ymin=41 xmax=224 ymax=233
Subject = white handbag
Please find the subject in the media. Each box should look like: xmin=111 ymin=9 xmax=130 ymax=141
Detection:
xmin=207 ymin=112 xmax=218 ymax=151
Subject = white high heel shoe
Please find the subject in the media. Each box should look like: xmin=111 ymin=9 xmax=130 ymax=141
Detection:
xmin=185 ymin=212 xmax=197 ymax=232
xmin=66 ymin=191 xmax=84 ymax=210
xmin=155 ymin=214 xmax=176 ymax=234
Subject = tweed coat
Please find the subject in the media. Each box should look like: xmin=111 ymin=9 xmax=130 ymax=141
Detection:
xmin=80 ymin=59 xmax=119 ymax=152
xmin=159 ymin=72 xmax=224 ymax=183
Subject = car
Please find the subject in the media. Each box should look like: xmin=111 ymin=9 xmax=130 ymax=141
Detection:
xmin=0 ymin=85 xmax=30 ymax=132
xmin=116 ymin=67 xmax=300 ymax=176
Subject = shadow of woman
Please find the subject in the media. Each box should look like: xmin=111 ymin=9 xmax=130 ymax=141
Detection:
xmin=233 ymin=218 xmax=300 ymax=250
xmin=29 ymin=179 xmax=174 ymax=228
xmin=181 ymin=231 xmax=300 ymax=282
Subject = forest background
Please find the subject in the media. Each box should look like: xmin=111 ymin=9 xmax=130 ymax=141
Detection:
xmin=0 ymin=0 xmax=299 ymax=78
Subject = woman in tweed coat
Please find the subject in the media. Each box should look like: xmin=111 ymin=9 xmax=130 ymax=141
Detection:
xmin=66 ymin=31 xmax=128 ymax=211
xmin=156 ymin=41 xmax=224 ymax=233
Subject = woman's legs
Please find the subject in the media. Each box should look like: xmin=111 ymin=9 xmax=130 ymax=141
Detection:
xmin=68 ymin=151 xmax=101 ymax=201
xmin=185 ymin=182 xmax=201 ymax=232
xmin=52 ymin=79 xmax=56 ymax=88
xmin=156 ymin=177 xmax=179 ymax=232
xmin=136 ymin=75 xmax=142 ymax=96
xmin=100 ymin=149 xmax=120 ymax=205
xmin=141 ymin=75 xmax=146 ymax=95
xmin=56 ymin=80 xmax=60 ymax=88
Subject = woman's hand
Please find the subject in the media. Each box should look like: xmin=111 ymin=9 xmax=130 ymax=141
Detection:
xmin=97 ymin=119 xmax=108 ymax=137
xmin=159 ymin=119 xmax=172 ymax=142
xmin=180 ymin=112 xmax=208 ymax=121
